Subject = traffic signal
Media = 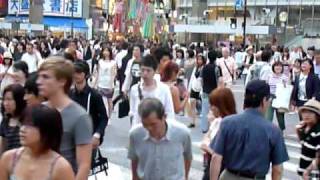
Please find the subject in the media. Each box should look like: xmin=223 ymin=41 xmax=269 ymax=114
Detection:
xmin=102 ymin=12 xmax=107 ymax=19
xmin=230 ymin=18 xmax=237 ymax=29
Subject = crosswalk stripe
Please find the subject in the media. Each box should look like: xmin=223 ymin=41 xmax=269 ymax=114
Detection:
xmin=288 ymin=150 xmax=301 ymax=160
xmin=266 ymin=174 xmax=291 ymax=180
xmin=283 ymin=162 xmax=298 ymax=173
xmin=98 ymin=150 xmax=299 ymax=179
xmin=101 ymin=138 xmax=301 ymax=179
xmin=285 ymin=141 xmax=301 ymax=149
xmin=88 ymin=162 xmax=130 ymax=180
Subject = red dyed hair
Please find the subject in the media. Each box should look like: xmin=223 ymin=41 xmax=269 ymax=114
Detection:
xmin=160 ymin=61 xmax=179 ymax=82
xmin=209 ymin=88 xmax=237 ymax=118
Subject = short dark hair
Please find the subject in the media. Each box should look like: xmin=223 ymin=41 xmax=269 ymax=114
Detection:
xmin=25 ymin=72 xmax=39 ymax=96
xmin=60 ymin=39 xmax=69 ymax=49
xmin=141 ymin=55 xmax=158 ymax=71
xmin=138 ymin=98 xmax=165 ymax=120
xmin=272 ymin=61 xmax=284 ymax=73
xmin=187 ymin=49 xmax=195 ymax=58
xmin=13 ymin=61 xmax=29 ymax=78
xmin=133 ymin=44 xmax=144 ymax=54
xmin=26 ymin=43 xmax=33 ymax=48
xmin=261 ymin=50 xmax=272 ymax=62
xmin=207 ymin=50 xmax=217 ymax=64
xmin=74 ymin=61 xmax=90 ymax=78
xmin=154 ymin=47 xmax=172 ymax=63
xmin=22 ymin=105 xmax=63 ymax=152
xmin=301 ymin=58 xmax=315 ymax=74
xmin=1 ymin=84 xmax=26 ymax=118
xmin=121 ymin=42 xmax=129 ymax=50
xmin=244 ymin=80 xmax=270 ymax=108
xmin=17 ymin=42 xmax=26 ymax=51
xmin=176 ymin=49 xmax=184 ymax=59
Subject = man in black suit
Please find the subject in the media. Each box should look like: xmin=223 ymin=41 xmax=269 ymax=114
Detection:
xmin=82 ymin=40 xmax=93 ymax=61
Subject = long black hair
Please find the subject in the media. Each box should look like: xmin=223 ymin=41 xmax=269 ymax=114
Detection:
xmin=1 ymin=84 xmax=26 ymax=120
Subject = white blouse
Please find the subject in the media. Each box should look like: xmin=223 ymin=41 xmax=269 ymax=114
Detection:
xmin=97 ymin=60 xmax=117 ymax=89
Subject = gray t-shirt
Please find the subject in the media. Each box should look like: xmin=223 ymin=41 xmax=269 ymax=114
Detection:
xmin=59 ymin=101 xmax=93 ymax=173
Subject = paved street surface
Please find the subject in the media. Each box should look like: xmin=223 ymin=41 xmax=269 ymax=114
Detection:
xmin=92 ymin=80 xmax=301 ymax=180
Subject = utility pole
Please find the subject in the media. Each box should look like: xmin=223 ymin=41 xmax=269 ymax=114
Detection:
xmin=243 ymin=0 xmax=247 ymax=47
xmin=29 ymin=0 xmax=43 ymax=35
xmin=71 ymin=0 xmax=74 ymax=37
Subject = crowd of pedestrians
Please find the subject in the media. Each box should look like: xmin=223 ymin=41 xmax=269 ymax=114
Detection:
xmin=0 ymin=34 xmax=319 ymax=180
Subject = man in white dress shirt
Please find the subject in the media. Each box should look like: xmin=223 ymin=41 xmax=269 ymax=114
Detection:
xmin=21 ymin=43 xmax=43 ymax=73
xmin=129 ymin=55 xmax=175 ymax=125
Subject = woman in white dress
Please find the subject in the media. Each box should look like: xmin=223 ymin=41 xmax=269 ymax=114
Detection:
xmin=94 ymin=47 xmax=117 ymax=117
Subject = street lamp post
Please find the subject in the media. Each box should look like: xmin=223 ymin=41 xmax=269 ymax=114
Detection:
xmin=243 ymin=0 xmax=247 ymax=47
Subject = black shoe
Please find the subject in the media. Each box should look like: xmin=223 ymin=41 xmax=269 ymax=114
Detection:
xmin=188 ymin=123 xmax=195 ymax=128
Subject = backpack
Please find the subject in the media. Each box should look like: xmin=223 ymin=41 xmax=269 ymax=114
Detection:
xmin=214 ymin=65 xmax=222 ymax=82
xmin=250 ymin=63 xmax=265 ymax=81
xmin=130 ymin=61 xmax=141 ymax=88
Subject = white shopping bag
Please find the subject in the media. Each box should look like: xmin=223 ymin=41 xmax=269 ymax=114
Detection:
xmin=272 ymin=83 xmax=293 ymax=112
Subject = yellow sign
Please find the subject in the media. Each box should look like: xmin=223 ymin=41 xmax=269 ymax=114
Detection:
xmin=96 ymin=0 xmax=102 ymax=8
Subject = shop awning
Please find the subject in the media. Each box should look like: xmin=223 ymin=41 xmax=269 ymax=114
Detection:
xmin=4 ymin=16 xmax=88 ymax=29
xmin=43 ymin=17 xmax=88 ymax=29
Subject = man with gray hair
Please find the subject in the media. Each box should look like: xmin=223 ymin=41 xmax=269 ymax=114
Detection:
xmin=216 ymin=47 xmax=237 ymax=87
xmin=290 ymin=45 xmax=302 ymax=62
xmin=128 ymin=98 xmax=192 ymax=180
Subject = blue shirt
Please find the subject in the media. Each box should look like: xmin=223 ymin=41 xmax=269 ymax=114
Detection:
xmin=314 ymin=63 xmax=320 ymax=79
xmin=210 ymin=108 xmax=289 ymax=175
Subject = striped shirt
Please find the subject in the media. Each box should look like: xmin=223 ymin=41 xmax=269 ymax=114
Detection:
xmin=297 ymin=124 xmax=320 ymax=176
xmin=0 ymin=120 xmax=21 ymax=151
xmin=267 ymin=73 xmax=288 ymax=95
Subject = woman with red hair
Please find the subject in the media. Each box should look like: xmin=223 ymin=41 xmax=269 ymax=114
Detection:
xmin=201 ymin=87 xmax=237 ymax=180
xmin=161 ymin=61 xmax=189 ymax=114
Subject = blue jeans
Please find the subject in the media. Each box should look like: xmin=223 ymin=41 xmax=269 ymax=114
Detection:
xmin=200 ymin=93 xmax=210 ymax=133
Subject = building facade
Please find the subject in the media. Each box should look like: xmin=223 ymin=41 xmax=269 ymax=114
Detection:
xmin=1 ymin=0 xmax=91 ymax=37
xmin=175 ymin=0 xmax=320 ymax=46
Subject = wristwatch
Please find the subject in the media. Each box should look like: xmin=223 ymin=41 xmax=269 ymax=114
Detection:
xmin=93 ymin=133 xmax=101 ymax=139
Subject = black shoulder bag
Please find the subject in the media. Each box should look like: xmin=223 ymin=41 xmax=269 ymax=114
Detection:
xmin=223 ymin=60 xmax=235 ymax=83
xmin=90 ymin=148 xmax=109 ymax=179
xmin=137 ymin=83 xmax=144 ymax=100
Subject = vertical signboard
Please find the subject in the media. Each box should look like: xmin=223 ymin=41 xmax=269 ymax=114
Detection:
xmin=235 ymin=0 xmax=243 ymax=10
xmin=8 ymin=0 xmax=83 ymax=17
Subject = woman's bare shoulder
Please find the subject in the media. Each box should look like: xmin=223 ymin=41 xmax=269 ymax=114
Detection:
xmin=52 ymin=156 xmax=75 ymax=180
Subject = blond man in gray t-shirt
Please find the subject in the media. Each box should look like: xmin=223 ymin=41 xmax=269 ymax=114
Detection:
xmin=37 ymin=57 xmax=92 ymax=180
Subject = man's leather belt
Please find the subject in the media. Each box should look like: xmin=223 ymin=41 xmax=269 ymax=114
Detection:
xmin=228 ymin=169 xmax=266 ymax=179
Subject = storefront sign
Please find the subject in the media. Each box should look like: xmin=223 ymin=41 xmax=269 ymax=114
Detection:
xmin=96 ymin=0 xmax=103 ymax=8
xmin=8 ymin=0 xmax=83 ymax=17
xmin=0 ymin=0 xmax=8 ymax=16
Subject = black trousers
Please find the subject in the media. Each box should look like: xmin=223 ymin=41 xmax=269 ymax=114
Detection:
xmin=202 ymin=154 xmax=211 ymax=180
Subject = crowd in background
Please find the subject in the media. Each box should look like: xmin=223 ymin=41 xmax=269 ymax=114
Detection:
xmin=0 ymin=34 xmax=318 ymax=180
